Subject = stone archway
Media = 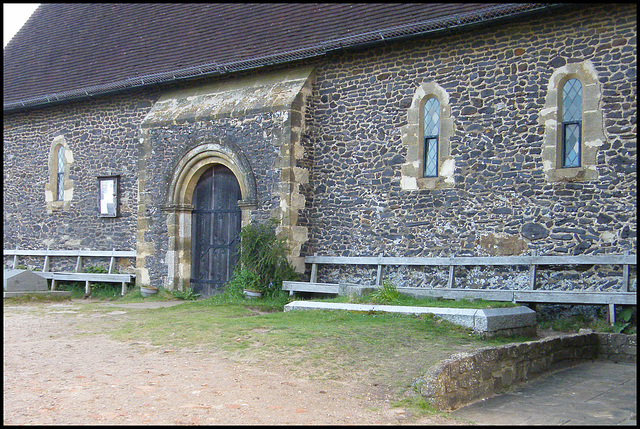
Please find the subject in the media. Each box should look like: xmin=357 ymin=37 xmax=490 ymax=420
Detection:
xmin=136 ymin=66 xmax=314 ymax=289
xmin=163 ymin=141 xmax=257 ymax=291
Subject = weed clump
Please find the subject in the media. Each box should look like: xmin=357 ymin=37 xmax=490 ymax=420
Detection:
xmin=225 ymin=218 xmax=299 ymax=298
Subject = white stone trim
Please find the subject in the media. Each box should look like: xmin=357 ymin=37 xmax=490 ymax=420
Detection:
xmin=401 ymin=81 xmax=455 ymax=190
xmin=540 ymin=60 xmax=605 ymax=182
xmin=45 ymin=135 xmax=74 ymax=213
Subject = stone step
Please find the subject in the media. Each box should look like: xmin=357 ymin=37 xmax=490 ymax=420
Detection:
xmin=283 ymin=301 xmax=536 ymax=337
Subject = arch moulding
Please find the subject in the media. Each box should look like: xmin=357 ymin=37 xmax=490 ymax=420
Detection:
xmin=163 ymin=141 xmax=257 ymax=291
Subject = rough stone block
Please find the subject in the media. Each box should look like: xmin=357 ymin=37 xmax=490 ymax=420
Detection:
xmin=479 ymin=306 xmax=537 ymax=332
xmin=4 ymin=269 xmax=48 ymax=292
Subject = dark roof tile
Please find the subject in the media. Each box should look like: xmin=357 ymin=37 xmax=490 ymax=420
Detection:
xmin=4 ymin=3 xmax=557 ymax=110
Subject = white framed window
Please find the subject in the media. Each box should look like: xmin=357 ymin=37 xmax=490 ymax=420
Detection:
xmin=98 ymin=175 xmax=119 ymax=217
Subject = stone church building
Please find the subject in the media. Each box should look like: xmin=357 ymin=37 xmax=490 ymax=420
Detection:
xmin=3 ymin=4 xmax=636 ymax=297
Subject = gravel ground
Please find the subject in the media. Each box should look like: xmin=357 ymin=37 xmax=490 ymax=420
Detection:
xmin=3 ymin=301 xmax=462 ymax=425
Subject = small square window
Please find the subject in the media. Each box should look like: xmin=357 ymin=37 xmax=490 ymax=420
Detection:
xmin=98 ymin=176 xmax=119 ymax=217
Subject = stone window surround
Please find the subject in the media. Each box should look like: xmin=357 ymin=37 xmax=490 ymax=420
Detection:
xmin=540 ymin=59 xmax=605 ymax=182
xmin=45 ymin=135 xmax=74 ymax=213
xmin=401 ymin=81 xmax=455 ymax=191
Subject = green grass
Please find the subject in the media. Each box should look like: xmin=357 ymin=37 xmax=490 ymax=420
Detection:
xmin=8 ymin=286 xmax=620 ymax=422
xmin=50 ymin=280 xmax=125 ymax=300
xmin=2 ymin=293 xmax=72 ymax=304
xmin=104 ymin=293 xmax=531 ymax=379
xmin=311 ymin=291 xmax=516 ymax=309
xmin=537 ymin=312 xmax=631 ymax=334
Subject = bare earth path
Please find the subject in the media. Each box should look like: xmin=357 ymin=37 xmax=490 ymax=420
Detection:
xmin=4 ymin=301 xmax=460 ymax=425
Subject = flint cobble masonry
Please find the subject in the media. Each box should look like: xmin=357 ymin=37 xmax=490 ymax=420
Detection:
xmin=3 ymin=91 xmax=158 ymax=273
xmin=300 ymin=4 xmax=636 ymax=291
xmin=2 ymin=4 xmax=636 ymax=294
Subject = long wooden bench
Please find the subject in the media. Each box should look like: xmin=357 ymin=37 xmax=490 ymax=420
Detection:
xmin=4 ymin=247 xmax=136 ymax=296
xmin=283 ymin=252 xmax=636 ymax=324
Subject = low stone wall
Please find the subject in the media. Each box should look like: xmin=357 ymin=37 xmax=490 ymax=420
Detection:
xmin=414 ymin=331 xmax=637 ymax=411
xmin=596 ymin=332 xmax=637 ymax=364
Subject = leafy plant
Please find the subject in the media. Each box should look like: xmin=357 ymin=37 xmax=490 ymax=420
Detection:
xmin=54 ymin=280 xmax=85 ymax=298
xmin=84 ymin=265 xmax=109 ymax=274
xmin=371 ymin=279 xmax=401 ymax=304
xmin=613 ymin=306 xmax=636 ymax=334
xmin=171 ymin=287 xmax=201 ymax=301
xmin=226 ymin=218 xmax=299 ymax=297
xmin=83 ymin=265 xmax=121 ymax=299
xmin=227 ymin=267 xmax=261 ymax=293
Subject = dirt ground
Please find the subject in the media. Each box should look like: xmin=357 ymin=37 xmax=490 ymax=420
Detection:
xmin=3 ymin=300 xmax=464 ymax=425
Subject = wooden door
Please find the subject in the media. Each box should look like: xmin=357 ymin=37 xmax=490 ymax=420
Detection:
xmin=191 ymin=165 xmax=242 ymax=296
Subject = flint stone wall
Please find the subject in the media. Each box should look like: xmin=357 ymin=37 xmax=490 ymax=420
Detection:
xmin=302 ymin=4 xmax=636 ymax=291
xmin=3 ymin=90 xmax=157 ymax=274
xmin=2 ymin=4 xmax=636 ymax=293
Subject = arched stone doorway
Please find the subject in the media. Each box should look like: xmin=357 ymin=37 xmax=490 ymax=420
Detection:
xmin=163 ymin=141 xmax=257 ymax=293
xmin=191 ymin=164 xmax=242 ymax=296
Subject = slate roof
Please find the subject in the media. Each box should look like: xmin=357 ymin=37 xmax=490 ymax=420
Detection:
xmin=3 ymin=3 xmax=560 ymax=112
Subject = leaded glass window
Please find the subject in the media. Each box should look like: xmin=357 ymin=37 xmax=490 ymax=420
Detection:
xmin=423 ymin=97 xmax=440 ymax=177
xmin=561 ymin=78 xmax=582 ymax=168
xmin=56 ymin=145 xmax=65 ymax=201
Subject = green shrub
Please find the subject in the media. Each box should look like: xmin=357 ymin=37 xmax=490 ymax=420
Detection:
xmin=84 ymin=265 xmax=109 ymax=274
xmin=54 ymin=280 xmax=85 ymax=298
xmin=225 ymin=218 xmax=299 ymax=297
xmin=371 ymin=279 xmax=401 ymax=305
xmin=614 ymin=306 xmax=637 ymax=334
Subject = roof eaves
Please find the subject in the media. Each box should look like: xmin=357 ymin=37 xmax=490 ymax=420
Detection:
xmin=3 ymin=3 xmax=561 ymax=113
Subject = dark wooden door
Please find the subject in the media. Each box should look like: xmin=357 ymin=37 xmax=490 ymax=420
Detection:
xmin=191 ymin=164 xmax=242 ymax=297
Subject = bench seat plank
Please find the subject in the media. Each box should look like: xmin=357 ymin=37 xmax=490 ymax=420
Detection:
xmin=37 ymin=272 xmax=134 ymax=282
xmin=282 ymin=281 xmax=340 ymax=294
xmin=397 ymin=287 xmax=636 ymax=305
xmin=4 ymin=249 xmax=136 ymax=258
xmin=305 ymin=255 xmax=636 ymax=266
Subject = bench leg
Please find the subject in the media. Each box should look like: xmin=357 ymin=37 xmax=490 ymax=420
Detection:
xmin=51 ymin=279 xmax=56 ymax=291
xmin=85 ymin=281 xmax=91 ymax=296
xmin=121 ymin=282 xmax=126 ymax=296
xmin=608 ymin=303 xmax=616 ymax=326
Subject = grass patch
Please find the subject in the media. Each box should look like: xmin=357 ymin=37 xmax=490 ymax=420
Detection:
xmin=298 ymin=280 xmax=515 ymax=309
xmin=538 ymin=312 xmax=636 ymax=334
xmin=314 ymin=291 xmax=516 ymax=309
xmin=52 ymin=280 xmax=124 ymax=300
xmin=105 ymin=294 xmax=532 ymax=384
xmin=3 ymin=293 xmax=72 ymax=304
xmin=391 ymin=396 xmax=449 ymax=418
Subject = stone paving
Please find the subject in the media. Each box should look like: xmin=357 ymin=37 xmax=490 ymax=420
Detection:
xmin=452 ymin=360 xmax=637 ymax=425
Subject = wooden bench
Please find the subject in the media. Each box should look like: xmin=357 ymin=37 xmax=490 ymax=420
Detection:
xmin=284 ymin=252 xmax=636 ymax=324
xmin=4 ymin=247 xmax=136 ymax=296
